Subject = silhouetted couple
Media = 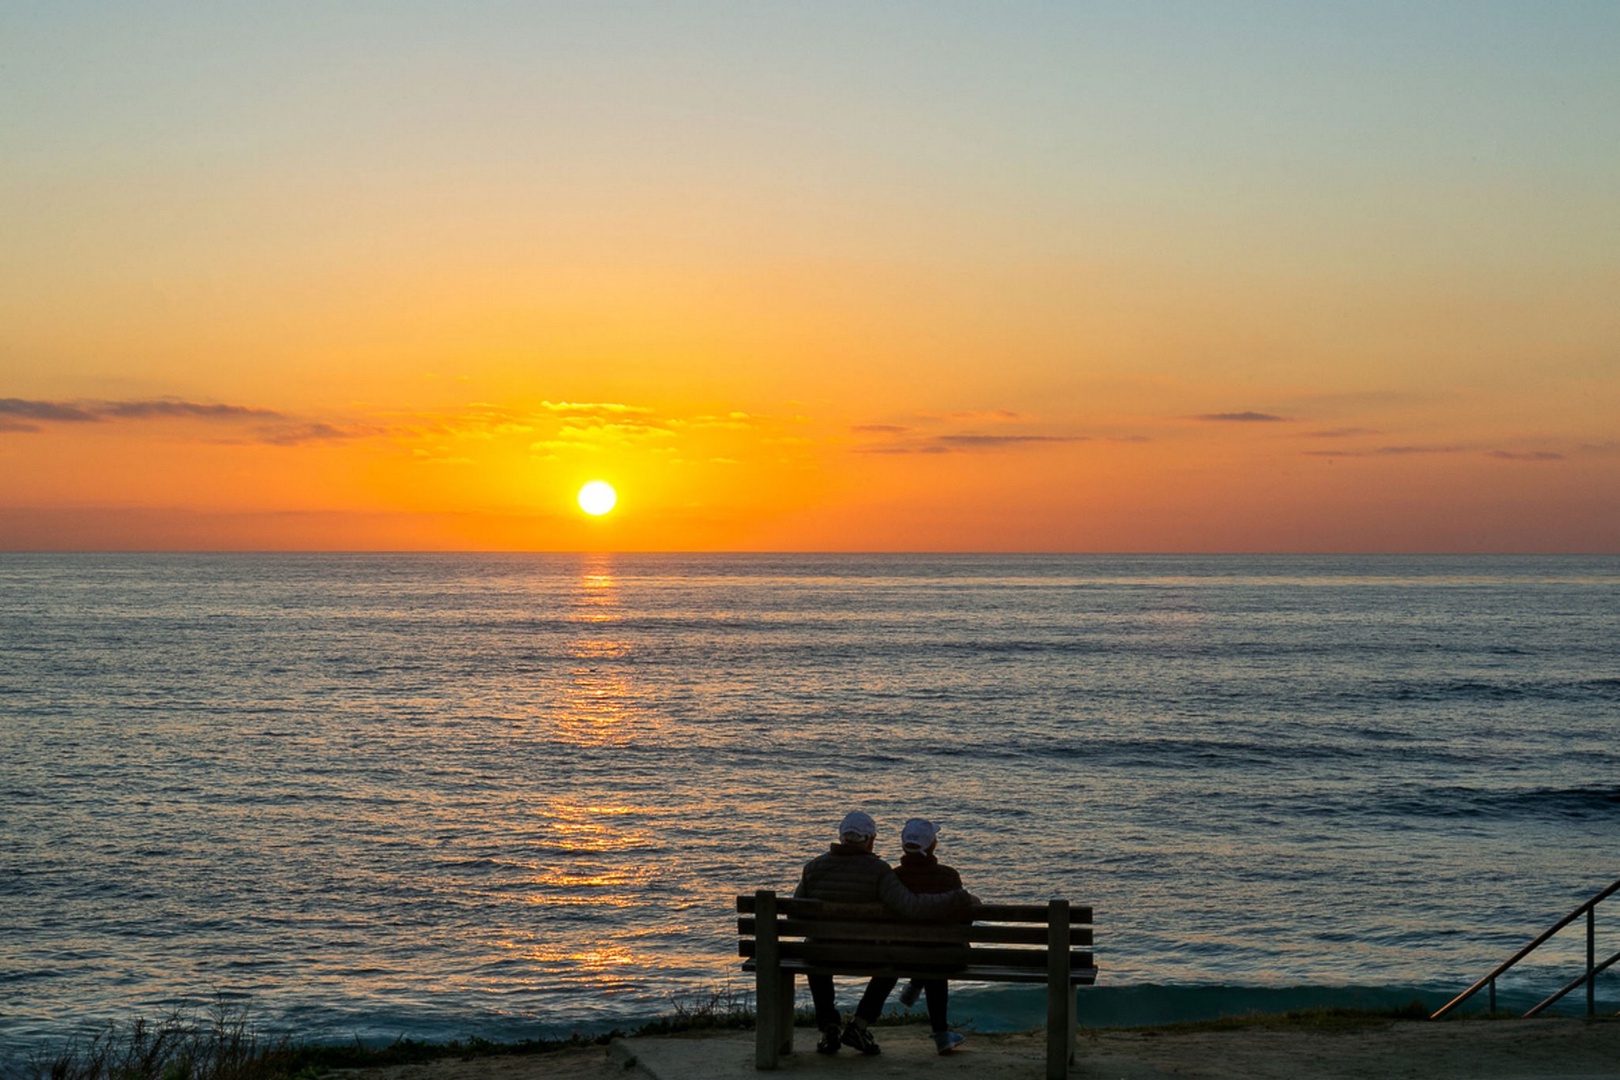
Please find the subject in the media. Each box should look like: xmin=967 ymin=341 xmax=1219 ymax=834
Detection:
xmin=793 ymin=810 xmax=973 ymax=1056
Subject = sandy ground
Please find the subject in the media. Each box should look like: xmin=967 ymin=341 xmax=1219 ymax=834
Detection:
xmin=339 ymin=1018 xmax=1620 ymax=1080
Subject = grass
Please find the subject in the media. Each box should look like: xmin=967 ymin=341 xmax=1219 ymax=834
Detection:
xmin=29 ymin=988 xmax=771 ymax=1080
xmin=34 ymin=1002 xmax=301 ymax=1080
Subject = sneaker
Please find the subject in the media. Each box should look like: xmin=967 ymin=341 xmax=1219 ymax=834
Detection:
xmin=933 ymin=1030 xmax=966 ymax=1055
xmin=815 ymin=1024 xmax=842 ymax=1055
xmin=897 ymin=980 xmax=921 ymax=1008
xmin=841 ymin=1019 xmax=881 ymax=1055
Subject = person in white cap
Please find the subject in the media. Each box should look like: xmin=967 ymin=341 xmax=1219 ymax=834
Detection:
xmin=794 ymin=810 xmax=973 ymax=1056
xmin=893 ymin=817 xmax=969 ymax=1054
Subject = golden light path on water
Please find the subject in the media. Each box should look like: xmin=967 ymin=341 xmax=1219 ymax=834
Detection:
xmin=486 ymin=558 xmax=712 ymax=997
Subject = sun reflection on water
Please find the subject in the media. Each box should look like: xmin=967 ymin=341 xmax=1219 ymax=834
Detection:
xmin=551 ymin=557 xmax=647 ymax=747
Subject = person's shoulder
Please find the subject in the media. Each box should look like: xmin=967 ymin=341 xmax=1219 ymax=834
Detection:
xmin=802 ymin=848 xmax=836 ymax=870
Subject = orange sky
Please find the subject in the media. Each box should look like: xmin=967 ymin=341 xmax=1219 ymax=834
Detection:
xmin=3 ymin=4 xmax=1617 ymax=551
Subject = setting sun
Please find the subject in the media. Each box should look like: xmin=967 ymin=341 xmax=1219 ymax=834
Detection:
xmin=577 ymin=481 xmax=617 ymax=517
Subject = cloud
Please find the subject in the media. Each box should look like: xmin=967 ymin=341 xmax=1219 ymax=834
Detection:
xmin=0 ymin=397 xmax=286 ymax=429
xmin=0 ymin=396 xmax=376 ymax=449
xmin=252 ymin=422 xmax=364 ymax=446
xmin=1303 ymin=444 xmax=1471 ymax=458
xmin=99 ymin=400 xmax=283 ymax=421
xmin=1488 ymin=450 xmax=1564 ymax=462
xmin=1196 ymin=411 xmax=1289 ymax=422
xmin=555 ymin=421 xmax=674 ymax=442
xmin=858 ymin=432 xmax=1089 ymax=454
xmin=540 ymin=401 xmax=652 ymax=416
xmin=938 ymin=434 xmax=1088 ymax=448
xmin=852 ymin=424 xmax=910 ymax=434
xmin=1302 ymin=427 xmax=1376 ymax=439
xmin=0 ymin=398 xmax=102 ymax=424
xmin=677 ymin=413 xmax=768 ymax=430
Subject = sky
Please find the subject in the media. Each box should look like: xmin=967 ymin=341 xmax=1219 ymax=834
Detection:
xmin=2 ymin=1 xmax=1617 ymax=551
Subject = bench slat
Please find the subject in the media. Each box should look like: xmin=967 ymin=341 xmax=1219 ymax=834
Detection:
xmin=744 ymin=957 xmax=1098 ymax=986
xmin=736 ymin=895 xmax=1091 ymax=926
xmin=738 ymin=917 xmax=1092 ymax=947
xmin=739 ymin=939 xmax=1093 ymax=970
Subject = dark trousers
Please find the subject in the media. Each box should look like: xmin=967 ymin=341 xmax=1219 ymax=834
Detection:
xmin=920 ymin=978 xmax=950 ymax=1032
xmin=807 ymin=974 xmax=898 ymax=1029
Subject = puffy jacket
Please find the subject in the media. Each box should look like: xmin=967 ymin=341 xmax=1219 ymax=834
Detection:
xmin=794 ymin=842 xmax=970 ymax=919
xmin=894 ymin=852 xmax=963 ymax=895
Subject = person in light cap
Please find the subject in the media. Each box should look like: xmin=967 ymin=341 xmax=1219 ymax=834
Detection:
xmin=794 ymin=810 xmax=973 ymax=1056
xmin=893 ymin=817 xmax=970 ymax=1054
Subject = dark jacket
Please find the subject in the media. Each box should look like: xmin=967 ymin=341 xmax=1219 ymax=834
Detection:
xmin=795 ymin=842 xmax=970 ymax=919
xmin=894 ymin=851 xmax=963 ymax=895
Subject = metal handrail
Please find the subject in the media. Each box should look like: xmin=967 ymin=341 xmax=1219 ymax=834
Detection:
xmin=1431 ymin=875 xmax=1620 ymax=1020
xmin=1526 ymin=948 xmax=1620 ymax=1017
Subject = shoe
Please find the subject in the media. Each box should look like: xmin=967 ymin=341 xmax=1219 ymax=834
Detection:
xmin=841 ymin=1019 xmax=881 ymax=1055
xmin=898 ymin=980 xmax=921 ymax=1008
xmin=934 ymin=1030 xmax=966 ymax=1054
xmin=815 ymin=1024 xmax=842 ymax=1054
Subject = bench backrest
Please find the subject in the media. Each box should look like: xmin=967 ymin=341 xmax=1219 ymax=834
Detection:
xmin=737 ymin=891 xmax=1094 ymax=984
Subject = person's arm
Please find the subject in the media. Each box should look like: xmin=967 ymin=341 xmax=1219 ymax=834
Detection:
xmin=877 ymin=867 xmax=971 ymax=919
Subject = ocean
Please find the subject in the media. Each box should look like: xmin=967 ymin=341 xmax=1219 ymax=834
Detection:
xmin=2 ymin=553 xmax=1618 ymax=1062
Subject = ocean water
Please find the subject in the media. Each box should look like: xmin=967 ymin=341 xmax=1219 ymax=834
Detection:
xmin=2 ymin=553 xmax=1618 ymax=1060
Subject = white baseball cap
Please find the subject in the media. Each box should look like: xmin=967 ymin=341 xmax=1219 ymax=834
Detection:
xmin=900 ymin=817 xmax=938 ymax=853
xmin=839 ymin=810 xmax=877 ymax=842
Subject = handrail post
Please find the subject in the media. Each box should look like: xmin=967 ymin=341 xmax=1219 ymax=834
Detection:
xmin=1588 ymin=905 xmax=1596 ymax=1019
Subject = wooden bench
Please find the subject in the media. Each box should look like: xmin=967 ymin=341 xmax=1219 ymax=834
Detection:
xmin=737 ymin=890 xmax=1095 ymax=1079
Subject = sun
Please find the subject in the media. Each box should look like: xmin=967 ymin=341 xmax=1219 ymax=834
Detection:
xmin=577 ymin=480 xmax=617 ymax=516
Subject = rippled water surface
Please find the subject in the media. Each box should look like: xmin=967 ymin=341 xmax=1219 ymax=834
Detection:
xmin=2 ymin=554 xmax=1618 ymax=1053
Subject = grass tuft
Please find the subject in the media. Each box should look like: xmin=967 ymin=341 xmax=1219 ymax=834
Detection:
xmin=33 ymin=1002 xmax=297 ymax=1080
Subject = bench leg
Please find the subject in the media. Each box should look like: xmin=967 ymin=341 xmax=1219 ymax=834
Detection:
xmin=1045 ymin=999 xmax=1068 ymax=1080
xmin=755 ymin=975 xmax=779 ymax=1069
xmin=1066 ymin=984 xmax=1077 ymax=1066
xmin=754 ymin=891 xmax=782 ymax=1069
xmin=779 ymin=971 xmax=796 ymax=1055
xmin=1046 ymin=900 xmax=1071 ymax=1079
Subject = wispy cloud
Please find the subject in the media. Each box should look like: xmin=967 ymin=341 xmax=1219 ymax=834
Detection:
xmin=0 ymin=396 xmax=379 ymax=448
xmin=0 ymin=398 xmax=102 ymax=426
xmin=858 ymin=432 xmax=1089 ymax=454
xmin=851 ymin=408 xmax=1091 ymax=455
xmin=99 ymin=401 xmax=282 ymax=421
xmin=1302 ymin=427 xmax=1376 ymax=439
xmin=0 ymin=397 xmax=286 ymax=430
xmin=1304 ymin=444 xmax=1567 ymax=462
xmin=540 ymin=400 xmax=653 ymax=416
xmin=252 ymin=422 xmax=364 ymax=446
xmin=939 ymin=434 xmax=1088 ymax=448
xmin=1196 ymin=411 xmax=1289 ymax=423
xmin=1488 ymin=450 xmax=1564 ymax=462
